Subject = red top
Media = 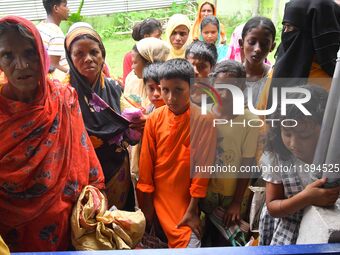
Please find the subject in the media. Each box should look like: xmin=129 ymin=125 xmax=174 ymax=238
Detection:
xmin=122 ymin=51 xmax=133 ymax=86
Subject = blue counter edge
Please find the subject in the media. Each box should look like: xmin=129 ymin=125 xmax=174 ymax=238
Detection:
xmin=12 ymin=243 xmax=340 ymax=255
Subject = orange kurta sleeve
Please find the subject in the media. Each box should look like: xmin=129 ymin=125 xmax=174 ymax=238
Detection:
xmin=137 ymin=114 xmax=156 ymax=193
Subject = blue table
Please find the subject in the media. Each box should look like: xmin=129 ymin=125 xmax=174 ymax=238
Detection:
xmin=13 ymin=243 xmax=340 ymax=255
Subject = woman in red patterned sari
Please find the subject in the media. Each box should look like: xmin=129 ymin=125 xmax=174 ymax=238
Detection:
xmin=0 ymin=16 xmax=105 ymax=252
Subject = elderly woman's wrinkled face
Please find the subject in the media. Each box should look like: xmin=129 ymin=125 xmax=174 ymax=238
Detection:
xmin=0 ymin=30 xmax=40 ymax=93
xmin=131 ymin=50 xmax=146 ymax=79
xmin=70 ymin=38 xmax=104 ymax=85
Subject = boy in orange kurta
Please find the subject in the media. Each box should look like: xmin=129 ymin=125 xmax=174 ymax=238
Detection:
xmin=137 ymin=59 xmax=216 ymax=248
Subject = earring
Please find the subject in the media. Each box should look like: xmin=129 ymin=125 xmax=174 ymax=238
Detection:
xmin=26 ymin=63 xmax=29 ymax=68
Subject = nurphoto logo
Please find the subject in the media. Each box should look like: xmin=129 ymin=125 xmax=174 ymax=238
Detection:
xmin=199 ymin=84 xmax=312 ymax=128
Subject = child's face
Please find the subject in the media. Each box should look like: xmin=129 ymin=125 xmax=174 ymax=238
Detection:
xmin=186 ymin=54 xmax=212 ymax=78
xmin=201 ymin=23 xmax=218 ymax=44
xmin=214 ymin=72 xmax=245 ymax=105
xmin=145 ymin=79 xmax=164 ymax=108
xmin=132 ymin=50 xmax=145 ymax=79
xmin=240 ymin=26 xmax=275 ymax=65
xmin=160 ymin=78 xmax=190 ymax=115
xmin=281 ymin=120 xmax=320 ymax=164
xmin=145 ymin=29 xmax=162 ymax=39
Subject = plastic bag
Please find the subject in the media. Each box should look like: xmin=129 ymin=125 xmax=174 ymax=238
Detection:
xmin=121 ymin=107 xmax=143 ymax=142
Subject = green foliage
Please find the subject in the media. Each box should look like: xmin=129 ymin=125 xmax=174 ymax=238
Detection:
xmin=67 ymin=0 xmax=85 ymax=25
xmin=259 ymin=0 xmax=273 ymax=17
xmin=68 ymin=13 xmax=83 ymax=24
xmin=218 ymin=11 xmax=252 ymax=32
xmin=96 ymin=1 xmax=195 ymax=39
xmin=169 ymin=0 xmax=191 ymax=15
xmin=100 ymin=13 xmax=126 ymax=38
xmin=62 ymin=1 xmax=283 ymax=76
xmin=103 ymin=36 xmax=134 ymax=76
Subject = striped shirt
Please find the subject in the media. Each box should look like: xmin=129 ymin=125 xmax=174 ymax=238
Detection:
xmin=36 ymin=20 xmax=68 ymax=68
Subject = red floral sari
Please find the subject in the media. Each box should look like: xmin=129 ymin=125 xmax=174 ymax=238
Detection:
xmin=0 ymin=16 xmax=105 ymax=252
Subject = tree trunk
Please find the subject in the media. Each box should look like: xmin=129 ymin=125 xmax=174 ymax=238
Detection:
xmin=272 ymin=0 xmax=281 ymax=25
xmin=252 ymin=0 xmax=261 ymax=16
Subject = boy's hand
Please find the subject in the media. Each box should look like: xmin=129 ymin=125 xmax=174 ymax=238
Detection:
xmin=139 ymin=192 xmax=155 ymax=231
xmin=223 ymin=201 xmax=241 ymax=227
xmin=304 ymin=178 xmax=340 ymax=207
xmin=176 ymin=211 xmax=202 ymax=240
xmin=144 ymin=209 xmax=154 ymax=232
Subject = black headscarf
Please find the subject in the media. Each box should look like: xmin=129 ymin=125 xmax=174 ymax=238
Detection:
xmin=65 ymin=27 xmax=131 ymax=182
xmin=273 ymin=0 xmax=340 ymax=85
xmin=65 ymin=27 xmax=129 ymax=142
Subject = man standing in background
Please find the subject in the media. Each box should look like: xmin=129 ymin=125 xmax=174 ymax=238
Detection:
xmin=37 ymin=0 xmax=69 ymax=80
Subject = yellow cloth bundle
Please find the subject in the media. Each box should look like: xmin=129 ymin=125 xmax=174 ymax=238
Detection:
xmin=71 ymin=185 xmax=145 ymax=250
xmin=0 ymin=236 xmax=10 ymax=255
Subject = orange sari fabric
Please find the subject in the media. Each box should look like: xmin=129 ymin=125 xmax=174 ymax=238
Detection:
xmin=137 ymin=104 xmax=216 ymax=247
xmin=0 ymin=71 xmax=6 ymax=85
xmin=0 ymin=16 xmax=104 ymax=252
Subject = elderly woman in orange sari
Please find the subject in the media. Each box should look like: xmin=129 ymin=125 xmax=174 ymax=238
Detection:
xmin=0 ymin=16 xmax=104 ymax=252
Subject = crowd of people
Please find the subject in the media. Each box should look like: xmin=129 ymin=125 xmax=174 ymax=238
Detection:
xmin=0 ymin=0 xmax=340 ymax=252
